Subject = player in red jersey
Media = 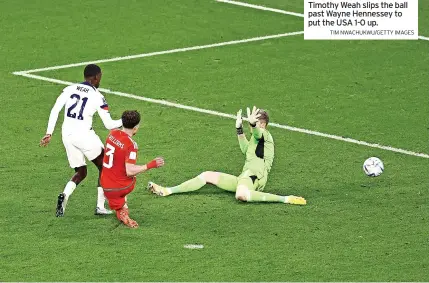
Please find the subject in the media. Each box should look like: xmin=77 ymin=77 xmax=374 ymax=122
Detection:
xmin=101 ymin=110 xmax=164 ymax=228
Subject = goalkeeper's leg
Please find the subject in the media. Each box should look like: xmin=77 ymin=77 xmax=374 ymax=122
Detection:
xmin=149 ymin=171 xmax=238 ymax=196
xmin=235 ymin=175 xmax=306 ymax=205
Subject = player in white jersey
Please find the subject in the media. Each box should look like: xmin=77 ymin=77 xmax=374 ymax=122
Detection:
xmin=40 ymin=64 xmax=122 ymax=217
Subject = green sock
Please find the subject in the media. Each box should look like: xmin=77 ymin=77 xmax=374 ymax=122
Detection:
xmin=247 ymin=190 xmax=286 ymax=203
xmin=169 ymin=175 xmax=206 ymax=194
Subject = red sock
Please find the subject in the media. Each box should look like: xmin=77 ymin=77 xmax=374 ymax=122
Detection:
xmin=116 ymin=207 xmax=129 ymax=221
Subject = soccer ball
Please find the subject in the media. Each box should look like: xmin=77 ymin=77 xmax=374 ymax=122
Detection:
xmin=363 ymin=157 xmax=384 ymax=177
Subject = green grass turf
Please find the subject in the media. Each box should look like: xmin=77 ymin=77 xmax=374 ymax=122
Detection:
xmin=1 ymin=0 xmax=428 ymax=281
xmin=42 ymin=36 xmax=429 ymax=153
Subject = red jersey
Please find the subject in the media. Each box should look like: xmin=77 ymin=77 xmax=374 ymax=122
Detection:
xmin=101 ymin=129 xmax=138 ymax=189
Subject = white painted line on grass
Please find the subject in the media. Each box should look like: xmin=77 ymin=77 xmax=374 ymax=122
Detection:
xmin=13 ymin=72 xmax=75 ymax=85
xmin=14 ymin=72 xmax=236 ymax=120
xmin=269 ymin=122 xmax=429 ymax=159
xmin=16 ymin=32 xmax=304 ymax=74
xmin=216 ymin=0 xmax=429 ymax=41
xmin=13 ymin=72 xmax=429 ymax=159
xmin=216 ymin=0 xmax=304 ymax=17
xmin=184 ymin=244 xmax=204 ymax=249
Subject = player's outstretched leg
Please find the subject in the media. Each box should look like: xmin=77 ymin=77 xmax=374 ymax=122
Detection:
xmin=237 ymin=188 xmax=307 ymax=205
xmin=149 ymin=172 xmax=238 ymax=196
xmin=235 ymin=177 xmax=306 ymax=205
xmin=56 ymin=166 xmax=87 ymax=217
xmin=116 ymin=206 xmax=138 ymax=228
xmin=92 ymin=151 xmax=113 ymax=215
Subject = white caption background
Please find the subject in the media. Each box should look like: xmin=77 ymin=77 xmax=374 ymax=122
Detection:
xmin=304 ymin=0 xmax=418 ymax=40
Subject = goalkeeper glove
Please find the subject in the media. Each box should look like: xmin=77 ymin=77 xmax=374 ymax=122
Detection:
xmin=246 ymin=106 xmax=261 ymax=127
xmin=236 ymin=109 xmax=243 ymax=135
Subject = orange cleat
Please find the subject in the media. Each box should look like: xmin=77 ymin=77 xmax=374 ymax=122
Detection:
xmin=126 ymin=218 xmax=139 ymax=228
xmin=116 ymin=207 xmax=139 ymax=228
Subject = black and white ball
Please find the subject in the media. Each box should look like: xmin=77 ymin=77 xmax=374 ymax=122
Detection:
xmin=363 ymin=157 xmax=384 ymax=177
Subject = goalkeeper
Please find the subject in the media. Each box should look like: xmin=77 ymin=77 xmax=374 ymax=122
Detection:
xmin=149 ymin=106 xmax=306 ymax=205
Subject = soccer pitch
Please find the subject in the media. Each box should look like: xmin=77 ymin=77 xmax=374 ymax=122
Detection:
xmin=1 ymin=0 xmax=428 ymax=281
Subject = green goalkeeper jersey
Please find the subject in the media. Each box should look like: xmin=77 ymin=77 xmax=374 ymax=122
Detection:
xmin=238 ymin=126 xmax=274 ymax=190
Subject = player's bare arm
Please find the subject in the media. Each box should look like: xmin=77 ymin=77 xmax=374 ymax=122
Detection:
xmin=40 ymin=91 xmax=68 ymax=147
xmin=125 ymin=157 xmax=165 ymax=177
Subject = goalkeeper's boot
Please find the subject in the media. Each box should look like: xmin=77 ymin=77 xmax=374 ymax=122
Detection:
xmin=148 ymin=181 xmax=171 ymax=197
xmin=116 ymin=207 xmax=139 ymax=229
xmin=285 ymin=195 xmax=307 ymax=205
xmin=56 ymin=193 xmax=67 ymax=217
xmin=95 ymin=207 xmax=113 ymax=215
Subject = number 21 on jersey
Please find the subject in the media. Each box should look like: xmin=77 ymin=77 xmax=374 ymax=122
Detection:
xmin=67 ymin=94 xmax=88 ymax=120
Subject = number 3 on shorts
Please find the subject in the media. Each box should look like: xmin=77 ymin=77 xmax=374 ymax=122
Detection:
xmin=103 ymin=143 xmax=115 ymax=168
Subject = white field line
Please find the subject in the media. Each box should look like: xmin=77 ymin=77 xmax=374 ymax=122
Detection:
xmin=16 ymin=32 xmax=303 ymax=74
xmin=13 ymin=72 xmax=429 ymax=159
xmin=216 ymin=0 xmax=304 ymax=17
xmin=217 ymin=0 xmax=429 ymax=40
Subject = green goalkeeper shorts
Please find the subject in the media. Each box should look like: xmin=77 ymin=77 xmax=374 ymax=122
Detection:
xmin=238 ymin=170 xmax=267 ymax=192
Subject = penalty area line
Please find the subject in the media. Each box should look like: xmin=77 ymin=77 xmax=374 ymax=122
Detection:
xmin=12 ymin=72 xmax=429 ymax=159
xmin=15 ymin=31 xmax=304 ymax=74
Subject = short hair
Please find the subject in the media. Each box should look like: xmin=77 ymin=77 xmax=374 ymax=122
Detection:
xmin=258 ymin=109 xmax=269 ymax=125
xmin=84 ymin=64 xmax=101 ymax=78
xmin=121 ymin=110 xmax=141 ymax=129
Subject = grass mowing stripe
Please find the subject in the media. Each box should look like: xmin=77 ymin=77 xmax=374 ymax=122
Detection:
xmin=13 ymin=72 xmax=429 ymax=159
xmin=15 ymin=32 xmax=304 ymax=74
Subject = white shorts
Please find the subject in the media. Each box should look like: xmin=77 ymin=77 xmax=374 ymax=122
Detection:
xmin=62 ymin=130 xmax=104 ymax=168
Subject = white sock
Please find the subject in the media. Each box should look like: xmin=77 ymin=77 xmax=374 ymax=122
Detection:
xmin=97 ymin=187 xmax=106 ymax=209
xmin=284 ymin=196 xmax=290 ymax=204
xmin=63 ymin=181 xmax=77 ymax=199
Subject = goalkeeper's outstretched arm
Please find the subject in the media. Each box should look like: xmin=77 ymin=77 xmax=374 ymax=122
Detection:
xmin=246 ymin=106 xmax=265 ymax=140
xmin=251 ymin=126 xmax=265 ymax=140
xmin=238 ymin=133 xmax=249 ymax=154
xmin=235 ymin=109 xmax=248 ymax=154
